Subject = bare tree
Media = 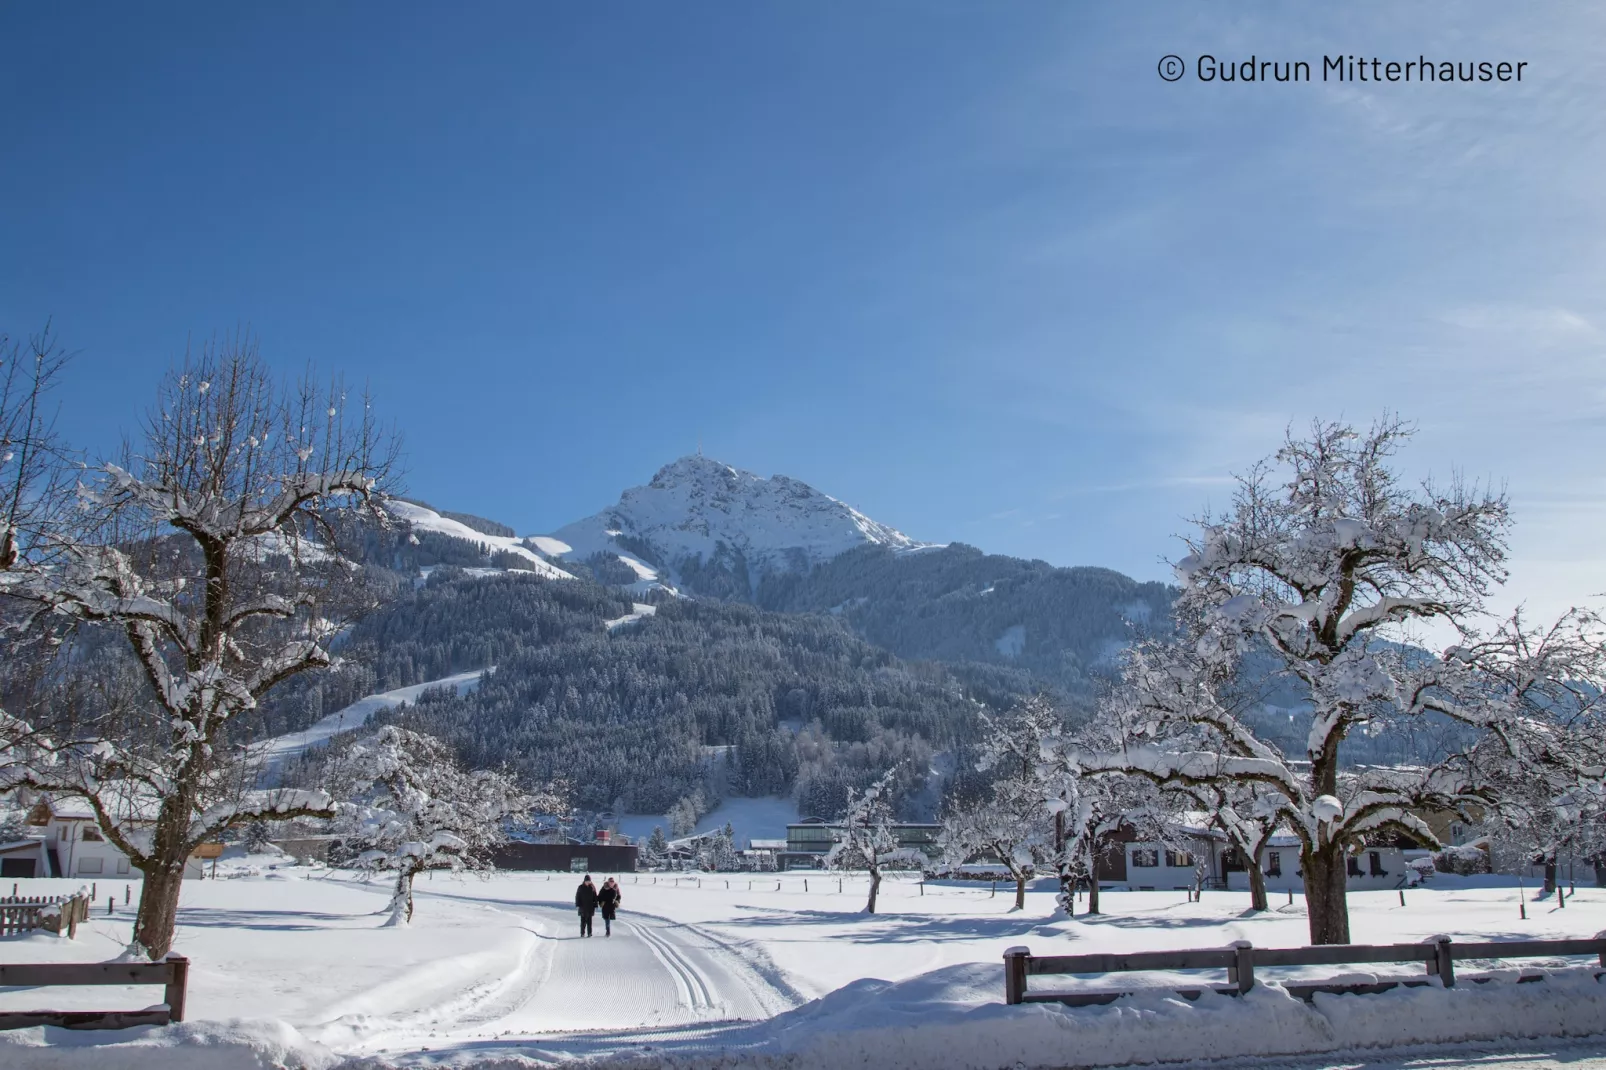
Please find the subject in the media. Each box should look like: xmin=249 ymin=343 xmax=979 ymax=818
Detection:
xmin=0 ymin=325 xmax=73 ymax=573
xmin=1069 ymin=418 xmax=1605 ymax=944
xmin=940 ymin=698 xmax=1062 ymax=911
xmin=1046 ymin=765 xmax=1175 ymax=918
xmin=332 ymin=725 xmax=551 ymax=925
xmin=826 ymin=767 xmax=906 ymax=914
xmin=0 ymin=336 xmax=400 ymax=958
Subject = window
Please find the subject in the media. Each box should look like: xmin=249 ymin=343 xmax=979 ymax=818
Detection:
xmin=81 ymin=826 xmax=104 ymax=842
xmin=77 ymin=857 xmax=104 ymax=874
xmin=1131 ymin=848 xmax=1159 ymax=868
xmin=1368 ymin=851 xmax=1387 ymax=877
xmin=1165 ymin=850 xmax=1193 ymax=868
xmin=116 ymin=857 xmax=131 ymax=875
xmin=1346 ymin=855 xmax=1363 ymax=877
xmin=1266 ymin=851 xmax=1282 ymax=877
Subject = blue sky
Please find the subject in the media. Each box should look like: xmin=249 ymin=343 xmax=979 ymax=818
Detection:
xmin=3 ymin=2 xmax=1604 ymax=621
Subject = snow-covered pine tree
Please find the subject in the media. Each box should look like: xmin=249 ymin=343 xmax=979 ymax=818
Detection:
xmin=1072 ymin=418 xmax=1606 ymax=944
xmin=825 ymin=767 xmax=903 ymax=914
xmin=334 ymin=725 xmax=554 ymax=924
xmin=646 ymin=825 xmax=669 ymax=867
xmin=0 ymin=339 xmax=399 ymax=959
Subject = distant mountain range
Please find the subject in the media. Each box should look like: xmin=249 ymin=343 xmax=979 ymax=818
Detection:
xmin=253 ymin=456 xmax=1436 ymax=820
xmin=384 ymin=456 xmax=1171 ymax=694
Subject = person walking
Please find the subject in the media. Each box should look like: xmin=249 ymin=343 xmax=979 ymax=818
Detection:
xmin=597 ymin=876 xmax=622 ymax=937
xmin=575 ymin=874 xmax=599 ymax=937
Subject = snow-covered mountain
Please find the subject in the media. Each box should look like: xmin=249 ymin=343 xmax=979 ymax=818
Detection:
xmin=538 ymin=455 xmax=935 ymax=598
xmin=384 ymin=499 xmax=574 ymax=580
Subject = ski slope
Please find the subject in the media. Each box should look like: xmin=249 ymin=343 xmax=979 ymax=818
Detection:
xmin=253 ymin=669 xmax=490 ymax=776
xmin=385 ymin=500 xmax=574 ymax=580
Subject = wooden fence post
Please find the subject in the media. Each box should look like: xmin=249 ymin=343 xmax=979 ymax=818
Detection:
xmin=1003 ymin=946 xmax=1030 ymax=1005
xmin=1228 ymin=940 xmax=1255 ymax=994
xmin=164 ymin=955 xmax=190 ymax=1022
xmin=1428 ymin=935 xmax=1455 ymax=987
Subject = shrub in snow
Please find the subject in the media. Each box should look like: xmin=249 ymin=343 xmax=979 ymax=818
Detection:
xmin=1432 ymin=845 xmax=1488 ymax=876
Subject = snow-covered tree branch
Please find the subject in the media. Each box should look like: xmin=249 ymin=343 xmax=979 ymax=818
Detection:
xmin=940 ymin=698 xmax=1063 ymax=911
xmin=826 ymin=766 xmax=906 ymax=914
xmin=330 ymin=725 xmax=556 ymax=925
xmin=1069 ymin=418 xmax=1606 ymax=944
xmin=0 ymin=337 xmax=400 ymax=959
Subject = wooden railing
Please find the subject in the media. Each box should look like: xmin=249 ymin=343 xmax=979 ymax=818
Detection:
xmin=0 ymin=894 xmax=90 ymax=938
xmin=0 ymin=956 xmax=189 ymax=1030
xmin=1003 ymin=935 xmax=1606 ymax=1006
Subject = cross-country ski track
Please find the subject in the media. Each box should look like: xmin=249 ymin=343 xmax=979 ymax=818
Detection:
xmin=309 ymin=880 xmax=799 ymax=1057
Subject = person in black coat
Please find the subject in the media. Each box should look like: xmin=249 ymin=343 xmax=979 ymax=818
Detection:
xmin=575 ymin=874 xmax=598 ymax=937
xmin=597 ymin=877 xmax=622 ymax=937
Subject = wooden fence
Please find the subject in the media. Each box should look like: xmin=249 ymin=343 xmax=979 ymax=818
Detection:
xmin=0 ymin=955 xmax=189 ymax=1030
xmin=0 ymin=894 xmax=90 ymax=938
xmin=1003 ymin=934 xmax=1606 ymax=1006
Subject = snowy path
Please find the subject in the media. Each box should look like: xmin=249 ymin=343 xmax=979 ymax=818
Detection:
xmin=316 ymin=887 xmax=797 ymax=1056
xmin=482 ymin=902 xmax=790 ymax=1031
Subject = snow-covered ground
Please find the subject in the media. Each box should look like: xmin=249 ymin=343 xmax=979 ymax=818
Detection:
xmin=603 ymin=603 xmax=658 ymax=632
xmin=385 ymin=500 xmax=573 ymax=581
xmin=1 ymin=869 xmax=1603 ymax=1069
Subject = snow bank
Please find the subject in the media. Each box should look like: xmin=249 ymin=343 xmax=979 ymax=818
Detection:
xmin=335 ymin=963 xmax=1606 ymax=1069
xmin=740 ymin=966 xmax=1606 ymax=1070
xmin=0 ymin=1018 xmax=338 ymax=1070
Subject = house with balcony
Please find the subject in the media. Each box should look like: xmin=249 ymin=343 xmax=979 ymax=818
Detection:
xmin=0 ymin=795 xmax=207 ymax=880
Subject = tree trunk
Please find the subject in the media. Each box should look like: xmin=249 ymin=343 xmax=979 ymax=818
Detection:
xmin=1086 ymin=848 xmax=1100 ymax=916
xmin=131 ymin=860 xmax=186 ymax=960
xmin=1247 ymin=862 xmax=1268 ymax=912
xmin=865 ymin=867 xmax=881 ymax=914
xmin=1054 ymin=811 xmax=1074 ymax=916
xmin=1542 ymin=858 xmax=1557 ymax=895
xmin=1593 ymin=856 xmax=1605 ymax=888
xmin=1302 ymin=845 xmax=1350 ymax=945
xmin=131 ymin=793 xmax=197 ymax=960
xmin=1014 ymin=876 xmax=1027 ymax=911
xmin=387 ymin=868 xmax=416 ymax=926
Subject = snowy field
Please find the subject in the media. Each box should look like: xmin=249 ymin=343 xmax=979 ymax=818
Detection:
xmin=1 ymin=866 xmax=1604 ymax=1069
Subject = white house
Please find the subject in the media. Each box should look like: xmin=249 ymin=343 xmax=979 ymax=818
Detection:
xmin=1114 ymin=817 xmax=1422 ymax=893
xmin=0 ymin=796 xmax=206 ymax=881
